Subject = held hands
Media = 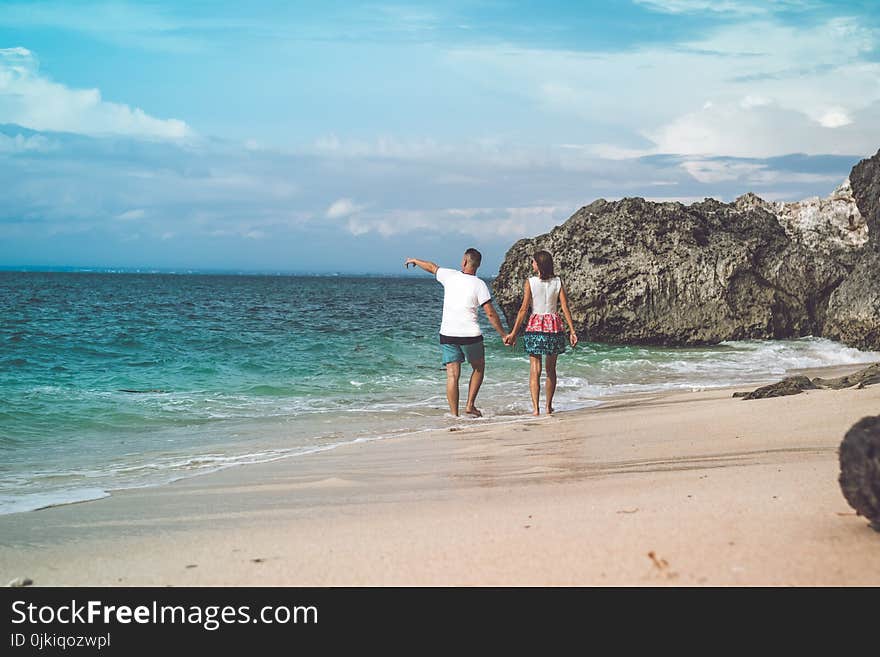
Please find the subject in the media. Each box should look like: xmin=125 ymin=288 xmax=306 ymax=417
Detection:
xmin=503 ymin=332 xmax=573 ymax=346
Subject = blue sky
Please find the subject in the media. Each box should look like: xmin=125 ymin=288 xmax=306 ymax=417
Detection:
xmin=1 ymin=1 xmax=879 ymax=274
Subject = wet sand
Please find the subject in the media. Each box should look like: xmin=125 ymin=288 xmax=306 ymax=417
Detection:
xmin=1 ymin=365 xmax=878 ymax=586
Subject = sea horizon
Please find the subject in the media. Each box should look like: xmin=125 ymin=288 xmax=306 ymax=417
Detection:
xmin=0 ymin=265 xmax=457 ymax=278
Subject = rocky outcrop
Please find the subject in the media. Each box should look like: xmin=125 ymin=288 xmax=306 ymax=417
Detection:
xmin=494 ymin=149 xmax=880 ymax=349
xmin=839 ymin=415 xmax=880 ymax=531
xmin=732 ymin=363 xmax=880 ymax=399
xmin=813 ymin=363 xmax=880 ymax=389
xmin=770 ymin=178 xmax=867 ymax=254
xmin=823 ymin=253 xmax=880 ymax=350
xmin=823 ymin=151 xmax=880 ymax=350
xmin=733 ymin=376 xmax=817 ymax=400
xmin=849 ymin=149 xmax=880 ymax=248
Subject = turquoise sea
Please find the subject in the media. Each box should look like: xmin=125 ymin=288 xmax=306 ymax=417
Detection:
xmin=2 ymin=271 xmax=878 ymax=515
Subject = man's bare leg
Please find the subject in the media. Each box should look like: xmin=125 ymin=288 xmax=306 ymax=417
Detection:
xmin=446 ymin=361 xmax=461 ymax=416
xmin=465 ymin=358 xmax=485 ymax=417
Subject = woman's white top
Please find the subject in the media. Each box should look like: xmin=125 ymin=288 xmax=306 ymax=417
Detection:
xmin=528 ymin=276 xmax=561 ymax=315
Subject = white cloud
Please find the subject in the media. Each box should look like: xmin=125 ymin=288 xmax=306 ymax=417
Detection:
xmin=314 ymin=134 xmax=450 ymax=160
xmin=312 ymin=134 xmax=653 ymax=175
xmin=0 ymin=2 xmax=452 ymax=53
xmin=371 ymin=5 xmax=441 ymax=32
xmin=740 ymin=95 xmax=771 ymax=109
xmin=0 ymin=2 xmax=204 ymax=53
xmin=564 ymin=143 xmax=652 ymax=160
xmin=202 ymin=172 xmax=295 ymax=198
xmin=446 ymin=16 xmax=880 ymax=159
xmin=0 ymin=122 xmax=863 ymax=273
xmin=681 ymin=158 xmax=841 ymax=185
xmin=682 ymin=159 xmax=768 ymax=183
xmin=116 ymin=208 xmax=145 ymax=221
xmin=818 ymin=108 xmax=852 ymax=128
xmin=648 ymin=99 xmax=878 ymax=157
xmin=0 ymin=47 xmax=191 ymax=138
xmin=633 ymin=0 xmax=818 ymax=15
xmin=0 ymin=47 xmax=33 ymax=71
xmin=344 ymin=205 xmax=568 ymax=238
xmin=0 ymin=131 xmax=55 ymax=153
xmin=326 ymin=198 xmax=364 ymax=219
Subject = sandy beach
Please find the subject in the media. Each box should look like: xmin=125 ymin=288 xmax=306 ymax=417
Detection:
xmin=1 ymin=365 xmax=878 ymax=587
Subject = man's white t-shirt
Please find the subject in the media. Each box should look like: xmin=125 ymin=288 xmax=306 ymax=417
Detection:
xmin=436 ymin=267 xmax=492 ymax=337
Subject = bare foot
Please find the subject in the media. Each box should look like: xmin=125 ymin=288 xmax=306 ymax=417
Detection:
xmin=465 ymin=407 xmax=482 ymax=418
xmin=546 ymin=406 xmax=554 ymax=415
xmin=532 ymin=410 xmax=540 ymax=416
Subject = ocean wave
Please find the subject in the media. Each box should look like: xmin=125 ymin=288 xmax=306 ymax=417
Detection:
xmin=4 ymin=267 xmax=879 ymax=518
xmin=0 ymin=488 xmax=110 ymax=515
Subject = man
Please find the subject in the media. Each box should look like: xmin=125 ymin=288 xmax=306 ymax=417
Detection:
xmin=405 ymin=248 xmax=508 ymax=418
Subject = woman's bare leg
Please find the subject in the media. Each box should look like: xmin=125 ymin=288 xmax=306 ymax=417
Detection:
xmin=545 ymin=353 xmax=558 ymax=414
xmin=529 ymin=355 xmax=542 ymax=416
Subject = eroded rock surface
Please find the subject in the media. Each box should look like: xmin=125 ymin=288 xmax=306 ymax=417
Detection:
xmin=494 ymin=149 xmax=880 ymax=349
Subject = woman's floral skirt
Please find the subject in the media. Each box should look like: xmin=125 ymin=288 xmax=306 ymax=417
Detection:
xmin=522 ymin=331 xmax=566 ymax=356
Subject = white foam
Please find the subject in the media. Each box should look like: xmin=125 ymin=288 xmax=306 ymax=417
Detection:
xmin=0 ymin=487 xmax=110 ymax=515
xmin=6 ymin=337 xmax=877 ymax=517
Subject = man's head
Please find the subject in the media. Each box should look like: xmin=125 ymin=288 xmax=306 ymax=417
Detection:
xmin=461 ymin=248 xmax=482 ymax=273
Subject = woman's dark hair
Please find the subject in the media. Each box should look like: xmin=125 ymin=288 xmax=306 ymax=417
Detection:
xmin=533 ymin=250 xmax=555 ymax=280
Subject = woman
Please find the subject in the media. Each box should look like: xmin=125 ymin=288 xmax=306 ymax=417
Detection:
xmin=504 ymin=250 xmax=578 ymax=416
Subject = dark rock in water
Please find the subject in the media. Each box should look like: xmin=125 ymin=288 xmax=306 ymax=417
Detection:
xmin=494 ymin=148 xmax=880 ymax=349
xmin=7 ymin=577 xmax=33 ymax=587
xmin=738 ymin=376 xmax=817 ymax=400
xmin=838 ymin=415 xmax=880 ymax=531
xmin=812 ymin=363 xmax=880 ymax=390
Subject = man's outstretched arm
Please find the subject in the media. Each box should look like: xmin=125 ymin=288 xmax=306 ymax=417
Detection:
xmin=481 ymin=301 xmax=508 ymax=339
xmin=404 ymin=257 xmax=439 ymax=275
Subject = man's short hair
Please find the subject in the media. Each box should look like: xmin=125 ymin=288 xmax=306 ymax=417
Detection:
xmin=464 ymin=248 xmax=482 ymax=269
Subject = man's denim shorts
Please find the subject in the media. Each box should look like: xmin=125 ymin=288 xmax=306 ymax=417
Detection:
xmin=441 ymin=340 xmax=485 ymax=365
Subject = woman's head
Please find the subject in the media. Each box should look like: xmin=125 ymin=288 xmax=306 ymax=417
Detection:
xmin=532 ymin=250 xmax=554 ymax=280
